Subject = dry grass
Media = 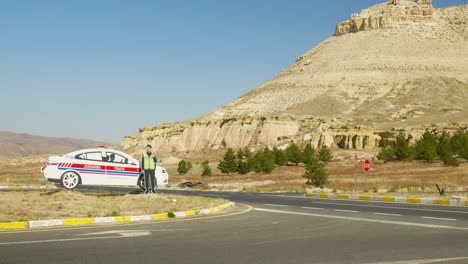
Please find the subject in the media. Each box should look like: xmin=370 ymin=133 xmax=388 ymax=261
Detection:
xmin=0 ymin=156 xmax=48 ymax=186
xmin=167 ymin=159 xmax=468 ymax=197
xmin=0 ymin=190 xmax=227 ymax=222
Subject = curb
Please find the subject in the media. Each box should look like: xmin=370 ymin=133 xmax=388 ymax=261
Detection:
xmin=0 ymin=202 xmax=236 ymax=230
xmin=305 ymin=193 xmax=468 ymax=207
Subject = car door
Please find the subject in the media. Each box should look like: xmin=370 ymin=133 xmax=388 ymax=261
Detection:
xmin=104 ymin=151 xmax=140 ymax=186
xmin=74 ymin=151 xmax=111 ymax=185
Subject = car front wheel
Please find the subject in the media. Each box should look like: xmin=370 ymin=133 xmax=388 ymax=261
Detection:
xmin=61 ymin=171 xmax=80 ymax=190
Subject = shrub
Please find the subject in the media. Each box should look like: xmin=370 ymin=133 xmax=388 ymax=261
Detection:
xmin=377 ymin=146 xmax=394 ymax=162
xmin=177 ymin=160 xmax=191 ymax=175
xmin=201 ymin=160 xmax=212 ymax=176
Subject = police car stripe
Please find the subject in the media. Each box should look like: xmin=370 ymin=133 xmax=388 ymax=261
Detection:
xmin=58 ymin=167 xmax=139 ymax=177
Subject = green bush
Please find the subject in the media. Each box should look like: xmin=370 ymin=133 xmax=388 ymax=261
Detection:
xmin=377 ymin=146 xmax=394 ymax=162
xmin=177 ymin=160 xmax=191 ymax=175
xmin=201 ymin=160 xmax=212 ymax=176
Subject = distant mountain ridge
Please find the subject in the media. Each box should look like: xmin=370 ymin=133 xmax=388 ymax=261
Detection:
xmin=0 ymin=131 xmax=112 ymax=157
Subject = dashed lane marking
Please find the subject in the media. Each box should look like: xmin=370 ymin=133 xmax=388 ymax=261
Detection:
xmin=264 ymin=204 xmax=289 ymax=207
xmin=421 ymin=217 xmax=457 ymax=221
xmin=373 ymin=213 xmax=401 ymax=217
xmin=301 ymin=207 xmax=324 ymax=210
xmin=334 ymin=209 xmax=359 ymax=213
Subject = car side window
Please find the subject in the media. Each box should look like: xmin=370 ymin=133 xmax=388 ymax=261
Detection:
xmin=75 ymin=153 xmax=86 ymax=160
xmin=105 ymin=152 xmax=128 ymax=164
xmin=83 ymin=152 xmax=103 ymax=162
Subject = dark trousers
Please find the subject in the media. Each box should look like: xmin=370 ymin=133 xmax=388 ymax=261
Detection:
xmin=144 ymin=169 xmax=156 ymax=192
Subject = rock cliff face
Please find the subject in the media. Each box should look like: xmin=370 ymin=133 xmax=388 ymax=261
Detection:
xmin=336 ymin=0 xmax=434 ymax=35
xmin=121 ymin=117 xmax=381 ymax=153
xmin=121 ymin=0 xmax=468 ymax=155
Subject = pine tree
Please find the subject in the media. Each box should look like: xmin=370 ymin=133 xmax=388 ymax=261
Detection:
xmin=260 ymin=147 xmax=275 ymax=173
xmin=201 ymin=160 xmax=212 ymax=176
xmin=286 ymin=142 xmax=302 ymax=165
xmin=273 ymin=146 xmax=287 ymax=166
xmin=318 ymin=146 xmax=333 ymax=163
xmin=392 ymin=134 xmax=414 ymax=160
xmin=237 ymin=160 xmax=251 ymax=174
xmin=218 ymin=148 xmax=238 ymax=175
xmin=450 ymin=129 xmax=468 ymax=155
xmin=303 ymin=157 xmax=329 ymax=187
xmin=415 ymin=131 xmax=438 ymax=162
xmin=302 ymin=143 xmax=315 ymax=164
xmin=437 ymin=132 xmax=459 ymax=166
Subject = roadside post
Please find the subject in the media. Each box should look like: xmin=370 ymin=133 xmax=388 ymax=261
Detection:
xmin=364 ymin=159 xmax=370 ymax=191
xmin=354 ymin=154 xmax=358 ymax=192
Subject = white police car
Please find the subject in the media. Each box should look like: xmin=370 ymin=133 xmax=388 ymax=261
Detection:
xmin=41 ymin=146 xmax=168 ymax=190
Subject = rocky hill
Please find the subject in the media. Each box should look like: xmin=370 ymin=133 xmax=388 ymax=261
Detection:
xmin=121 ymin=0 xmax=468 ymax=154
xmin=0 ymin=131 xmax=111 ymax=157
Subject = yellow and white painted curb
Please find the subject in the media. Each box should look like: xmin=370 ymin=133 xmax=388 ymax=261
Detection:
xmin=0 ymin=202 xmax=235 ymax=230
xmin=306 ymin=193 xmax=468 ymax=207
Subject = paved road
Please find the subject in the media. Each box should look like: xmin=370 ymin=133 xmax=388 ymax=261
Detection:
xmin=1 ymin=187 xmax=468 ymax=264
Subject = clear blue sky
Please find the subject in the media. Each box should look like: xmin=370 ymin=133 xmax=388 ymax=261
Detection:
xmin=1 ymin=0 xmax=466 ymax=143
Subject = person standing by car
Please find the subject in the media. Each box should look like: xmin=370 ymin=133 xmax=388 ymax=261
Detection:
xmin=141 ymin=144 xmax=157 ymax=194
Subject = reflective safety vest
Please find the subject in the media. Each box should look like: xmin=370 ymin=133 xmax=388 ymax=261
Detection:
xmin=142 ymin=152 xmax=156 ymax=170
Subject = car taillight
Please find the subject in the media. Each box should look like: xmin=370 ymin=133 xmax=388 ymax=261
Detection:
xmin=41 ymin=166 xmax=46 ymax=172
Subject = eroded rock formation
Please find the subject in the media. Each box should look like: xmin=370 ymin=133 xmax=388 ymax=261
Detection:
xmin=335 ymin=0 xmax=433 ymax=36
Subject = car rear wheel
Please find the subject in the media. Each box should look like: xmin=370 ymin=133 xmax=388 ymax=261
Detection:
xmin=61 ymin=171 xmax=80 ymax=190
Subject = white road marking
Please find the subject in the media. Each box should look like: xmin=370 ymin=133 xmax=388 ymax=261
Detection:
xmin=0 ymin=234 xmax=148 ymax=246
xmin=334 ymin=209 xmax=359 ymax=213
xmin=260 ymin=195 xmax=468 ymax=215
xmin=264 ymin=204 xmax=288 ymax=207
xmin=301 ymin=207 xmax=324 ymax=210
xmin=254 ymin=208 xmax=468 ymax=230
xmin=373 ymin=213 xmax=401 ymax=217
xmin=363 ymin=256 xmax=468 ymax=264
xmin=421 ymin=217 xmax=457 ymax=221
